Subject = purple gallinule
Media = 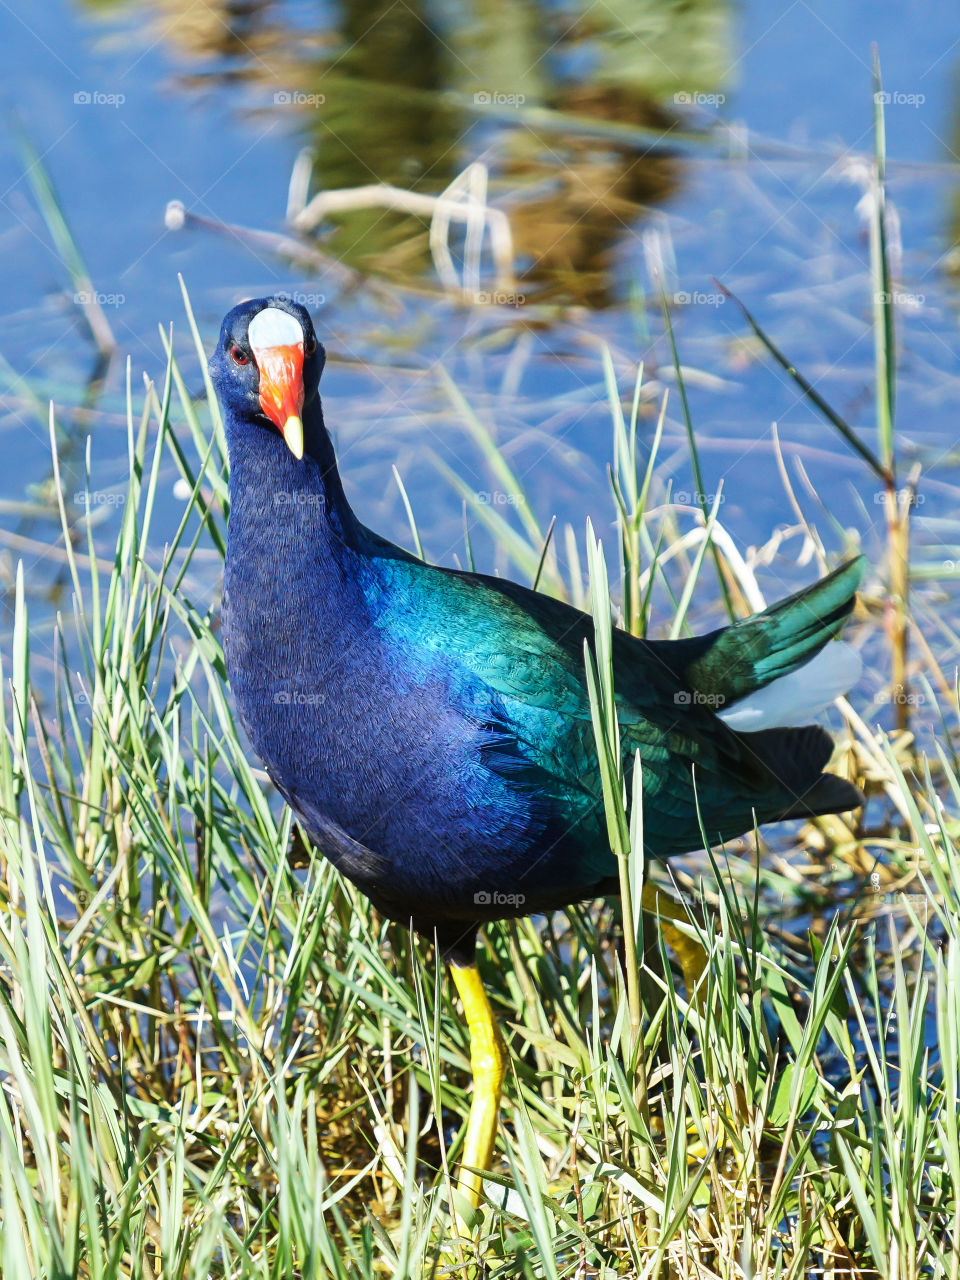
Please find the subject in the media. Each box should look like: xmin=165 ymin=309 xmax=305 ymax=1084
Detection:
xmin=211 ymin=296 xmax=864 ymax=1215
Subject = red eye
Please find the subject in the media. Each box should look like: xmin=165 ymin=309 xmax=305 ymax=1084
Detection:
xmin=231 ymin=345 xmax=249 ymax=365
xmin=304 ymin=336 xmax=316 ymax=356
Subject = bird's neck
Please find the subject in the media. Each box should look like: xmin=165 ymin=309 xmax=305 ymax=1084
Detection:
xmin=225 ymin=399 xmax=360 ymax=567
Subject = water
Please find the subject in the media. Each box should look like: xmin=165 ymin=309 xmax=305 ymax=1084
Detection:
xmin=1 ymin=2 xmax=956 ymax=563
xmin=1 ymin=3 xmax=958 ymax=864
xmin=1 ymin=3 xmax=956 ymax=1104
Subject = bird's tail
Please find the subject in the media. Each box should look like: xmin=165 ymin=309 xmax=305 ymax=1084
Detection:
xmin=677 ymin=556 xmax=866 ymax=731
xmin=717 ymin=640 xmax=861 ymax=731
xmin=743 ymin=723 xmax=864 ymax=818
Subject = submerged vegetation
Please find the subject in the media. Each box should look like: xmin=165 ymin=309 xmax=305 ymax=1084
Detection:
xmin=2 ymin=61 xmax=960 ymax=1280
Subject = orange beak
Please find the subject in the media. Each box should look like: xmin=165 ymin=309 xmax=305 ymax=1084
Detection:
xmin=252 ymin=341 xmax=305 ymax=459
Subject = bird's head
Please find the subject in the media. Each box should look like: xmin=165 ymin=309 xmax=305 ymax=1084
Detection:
xmin=209 ymin=296 xmax=326 ymax=460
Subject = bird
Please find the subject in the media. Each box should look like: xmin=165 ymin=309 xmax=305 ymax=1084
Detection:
xmin=210 ymin=295 xmax=865 ymax=1220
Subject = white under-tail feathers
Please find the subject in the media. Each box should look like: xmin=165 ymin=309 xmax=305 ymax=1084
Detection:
xmin=716 ymin=641 xmax=861 ymax=732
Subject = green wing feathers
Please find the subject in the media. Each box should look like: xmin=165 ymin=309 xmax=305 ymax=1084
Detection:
xmin=379 ymin=554 xmax=864 ymax=867
xmin=676 ymin=555 xmax=865 ymax=703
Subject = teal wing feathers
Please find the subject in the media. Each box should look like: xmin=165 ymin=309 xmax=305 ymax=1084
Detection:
xmin=668 ymin=556 xmax=865 ymax=702
xmin=366 ymin=554 xmax=855 ymax=871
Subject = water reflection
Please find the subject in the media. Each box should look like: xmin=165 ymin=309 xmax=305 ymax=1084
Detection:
xmin=104 ymin=0 xmax=732 ymax=302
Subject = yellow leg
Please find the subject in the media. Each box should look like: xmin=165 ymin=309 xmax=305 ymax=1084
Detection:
xmin=449 ymin=961 xmax=506 ymax=1222
xmin=640 ymin=881 xmax=709 ymax=994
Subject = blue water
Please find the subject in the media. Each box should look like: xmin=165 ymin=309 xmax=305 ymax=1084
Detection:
xmin=1 ymin=0 xmax=955 ymax=1079
xmin=1 ymin=0 xmax=958 ymax=700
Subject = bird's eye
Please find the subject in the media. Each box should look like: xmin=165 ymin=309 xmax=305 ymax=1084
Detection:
xmin=230 ymin=345 xmax=249 ymax=366
xmin=304 ymin=336 xmax=317 ymax=356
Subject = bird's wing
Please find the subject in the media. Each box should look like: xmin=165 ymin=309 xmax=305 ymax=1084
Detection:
xmin=362 ymin=550 xmax=862 ymax=866
xmin=368 ymin=558 xmax=773 ymax=806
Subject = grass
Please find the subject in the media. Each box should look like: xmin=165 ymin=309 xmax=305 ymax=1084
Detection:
xmin=1 ymin=98 xmax=958 ymax=1279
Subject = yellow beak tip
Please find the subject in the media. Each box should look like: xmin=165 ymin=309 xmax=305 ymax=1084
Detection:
xmin=283 ymin=415 xmax=304 ymax=460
